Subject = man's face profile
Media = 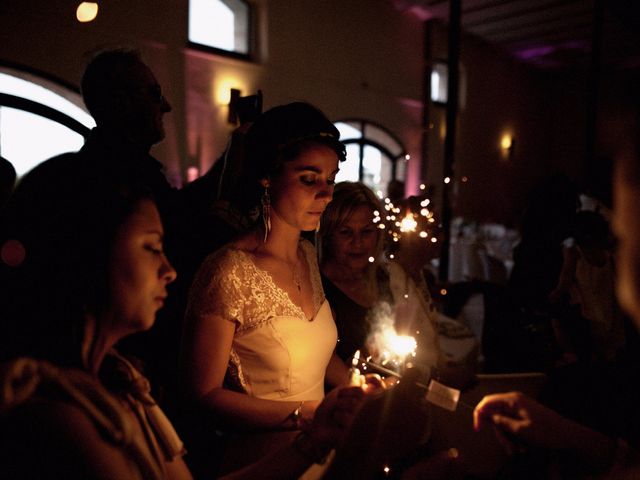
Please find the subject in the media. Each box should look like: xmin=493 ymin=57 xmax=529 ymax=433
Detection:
xmin=117 ymin=61 xmax=172 ymax=147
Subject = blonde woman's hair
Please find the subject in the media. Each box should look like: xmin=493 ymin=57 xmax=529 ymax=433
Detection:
xmin=318 ymin=181 xmax=384 ymax=265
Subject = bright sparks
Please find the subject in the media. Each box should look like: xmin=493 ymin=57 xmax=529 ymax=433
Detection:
xmin=399 ymin=212 xmax=417 ymax=232
xmin=382 ymin=327 xmax=417 ymax=361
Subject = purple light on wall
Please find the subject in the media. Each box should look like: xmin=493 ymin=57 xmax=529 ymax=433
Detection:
xmin=392 ymin=0 xmax=447 ymax=21
xmin=407 ymin=5 xmax=437 ymax=21
xmin=514 ymin=45 xmax=555 ymax=61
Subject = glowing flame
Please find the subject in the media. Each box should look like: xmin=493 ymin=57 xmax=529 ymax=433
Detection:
xmin=399 ymin=212 xmax=417 ymax=233
xmin=371 ymin=322 xmax=417 ymax=366
xmin=366 ymin=303 xmax=416 ymax=372
xmin=350 ymin=350 xmax=363 ymax=386
xmin=352 ymin=349 xmax=361 ymax=367
xmin=385 ymin=331 xmax=417 ymax=358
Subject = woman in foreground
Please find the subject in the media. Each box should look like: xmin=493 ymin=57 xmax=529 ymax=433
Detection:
xmin=0 ymin=154 xmax=362 ymax=480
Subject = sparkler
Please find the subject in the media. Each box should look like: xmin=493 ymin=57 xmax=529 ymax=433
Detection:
xmin=349 ymin=349 xmax=363 ymax=386
xmin=376 ymin=193 xmax=437 ymax=246
xmin=368 ymin=319 xmax=417 ymax=375
xmin=353 ymin=355 xmax=473 ymax=412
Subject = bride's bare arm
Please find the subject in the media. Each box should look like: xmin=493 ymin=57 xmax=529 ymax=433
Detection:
xmin=325 ymin=351 xmax=350 ymax=388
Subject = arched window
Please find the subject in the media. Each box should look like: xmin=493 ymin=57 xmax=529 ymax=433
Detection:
xmin=0 ymin=66 xmax=94 ymax=177
xmin=334 ymin=120 xmax=406 ymax=196
xmin=189 ymin=0 xmax=251 ymax=57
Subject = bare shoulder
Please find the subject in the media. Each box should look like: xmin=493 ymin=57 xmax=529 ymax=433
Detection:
xmin=0 ymin=398 xmax=142 ymax=480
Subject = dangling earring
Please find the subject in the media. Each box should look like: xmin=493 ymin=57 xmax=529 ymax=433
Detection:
xmin=261 ymin=185 xmax=271 ymax=243
xmin=315 ymin=216 xmax=321 ymax=234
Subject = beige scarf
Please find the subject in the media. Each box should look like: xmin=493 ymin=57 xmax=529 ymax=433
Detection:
xmin=0 ymin=353 xmax=185 ymax=479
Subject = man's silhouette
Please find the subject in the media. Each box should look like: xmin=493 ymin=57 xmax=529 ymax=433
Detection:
xmin=79 ymin=48 xmax=175 ymax=216
xmin=79 ymin=48 xmax=183 ymax=399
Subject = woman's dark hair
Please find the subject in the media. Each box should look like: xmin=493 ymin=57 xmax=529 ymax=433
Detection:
xmin=0 ymin=154 xmax=153 ymax=366
xmin=235 ymin=102 xmax=346 ymax=214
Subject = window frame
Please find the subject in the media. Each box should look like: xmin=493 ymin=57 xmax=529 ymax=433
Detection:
xmin=0 ymin=61 xmax=93 ymax=176
xmin=0 ymin=93 xmax=90 ymax=138
xmin=335 ymin=118 xmax=407 ymax=187
xmin=187 ymin=0 xmax=254 ymax=61
xmin=0 ymin=60 xmax=92 ymax=137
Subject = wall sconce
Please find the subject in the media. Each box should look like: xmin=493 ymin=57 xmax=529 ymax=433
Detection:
xmin=500 ymin=134 xmax=515 ymax=160
xmin=227 ymin=88 xmax=241 ymax=124
xmin=228 ymin=89 xmax=262 ymax=125
xmin=186 ymin=166 xmax=200 ymax=183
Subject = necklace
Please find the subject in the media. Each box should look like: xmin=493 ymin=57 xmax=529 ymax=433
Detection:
xmin=292 ymin=263 xmax=302 ymax=292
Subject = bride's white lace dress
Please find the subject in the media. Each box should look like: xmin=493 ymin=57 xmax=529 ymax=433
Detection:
xmin=186 ymin=238 xmax=336 ymax=403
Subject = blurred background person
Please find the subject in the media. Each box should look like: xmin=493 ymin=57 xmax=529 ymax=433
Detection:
xmin=473 ymin=77 xmax=640 ymax=479
xmin=548 ymin=210 xmax=624 ymax=364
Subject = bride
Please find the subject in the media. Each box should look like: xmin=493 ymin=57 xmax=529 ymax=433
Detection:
xmin=180 ymin=102 xmax=350 ymax=472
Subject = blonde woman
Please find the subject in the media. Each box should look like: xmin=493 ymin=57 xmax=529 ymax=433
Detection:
xmin=319 ymin=181 xmax=440 ymax=379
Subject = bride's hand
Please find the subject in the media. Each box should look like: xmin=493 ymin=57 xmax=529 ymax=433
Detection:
xmin=306 ymin=385 xmax=365 ymax=451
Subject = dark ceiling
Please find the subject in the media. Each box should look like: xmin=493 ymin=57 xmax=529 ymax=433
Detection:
xmin=393 ymin=0 xmax=640 ymax=70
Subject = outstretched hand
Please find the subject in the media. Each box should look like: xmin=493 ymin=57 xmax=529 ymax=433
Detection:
xmin=473 ymin=391 xmax=570 ymax=454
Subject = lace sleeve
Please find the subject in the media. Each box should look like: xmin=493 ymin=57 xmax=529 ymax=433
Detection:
xmin=186 ymin=247 xmax=245 ymax=327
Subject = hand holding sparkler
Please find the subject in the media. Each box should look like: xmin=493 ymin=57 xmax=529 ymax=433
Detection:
xmin=349 ymin=350 xmax=386 ymax=393
xmin=308 ymin=384 xmax=365 ymax=443
xmin=325 ymin=366 xmax=432 ymax=479
xmin=349 ymin=350 xmax=364 ymax=386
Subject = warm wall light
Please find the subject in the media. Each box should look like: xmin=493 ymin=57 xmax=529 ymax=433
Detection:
xmin=186 ymin=166 xmax=200 ymax=183
xmin=500 ymin=133 xmax=515 ymax=160
xmin=214 ymin=75 xmax=246 ymax=105
xmin=500 ymin=134 xmax=513 ymax=150
xmin=76 ymin=2 xmax=98 ymax=22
